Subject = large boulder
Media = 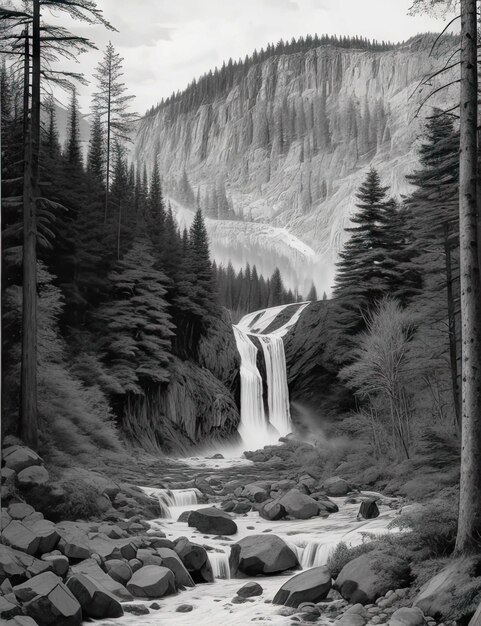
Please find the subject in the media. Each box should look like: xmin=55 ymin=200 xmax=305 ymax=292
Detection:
xmin=273 ymin=566 xmax=332 ymax=607
xmin=41 ymin=554 xmax=69 ymax=578
xmin=188 ymin=507 xmax=237 ymax=535
xmin=389 ymin=607 xmax=426 ymax=626
xmin=157 ymin=548 xmax=194 ymax=588
xmin=174 ymin=538 xmax=213 ymax=583
xmin=358 ymin=500 xmax=380 ymax=520
xmin=56 ymin=523 xmax=91 ymax=560
xmin=259 ymin=500 xmax=287 ymax=521
xmin=24 ymin=519 xmax=60 ymax=555
xmin=7 ymin=504 xmax=36 ymax=521
xmin=0 ymin=595 xmax=22 ymax=620
xmin=414 ymin=557 xmax=481 ymax=623
xmin=323 ymin=477 xmax=349 ymax=497
xmin=2 ymin=521 xmax=40 ymax=555
xmin=105 ymin=559 xmax=132 ymax=585
xmin=334 ymin=553 xmax=410 ymax=605
xmin=0 ymin=546 xmax=52 ymax=584
xmin=13 ymin=572 xmax=82 ymax=626
xmin=242 ymin=484 xmax=270 ymax=503
xmin=3 ymin=446 xmax=42 ymax=473
xmin=126 ymin=565 xmax=176 ymax=598
xmin=16 ymin=465 xmax=49 ymax=489
xmin=279 ymin=489 xmax=319 ymax=519
xmin=237 ymin=581 xmax=263 ymax=598
xmin=71 ymin=559 xmax=133 ymax=601
xmin=66 ymin=573 xmax=123 ymax=619
xmin=230 ymin=535 xmax=299 ymax=576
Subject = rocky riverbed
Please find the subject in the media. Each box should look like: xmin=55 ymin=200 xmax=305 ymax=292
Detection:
xmin=0 ymin=436 xmax=478 ymax=626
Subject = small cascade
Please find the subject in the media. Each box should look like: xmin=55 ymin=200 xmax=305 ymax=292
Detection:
xmin=208 ymin=549 xmax=231 ymax=579
xmin=141 ymin=487 xmax=198 ymax=519
xmin=233 ymin=302 xmax=310 ymax=448
xmin=300 ymin=540 xmax=335 ymax=569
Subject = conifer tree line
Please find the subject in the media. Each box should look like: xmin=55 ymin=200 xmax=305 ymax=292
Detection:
xmin=0 ymin=4 xmax=220 ymax=450
xmin=214 ymin=263 xmax=314 ymax=320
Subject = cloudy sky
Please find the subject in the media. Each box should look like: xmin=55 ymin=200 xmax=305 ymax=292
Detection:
xmin=46 ymin=0 xmax=452 ymax=115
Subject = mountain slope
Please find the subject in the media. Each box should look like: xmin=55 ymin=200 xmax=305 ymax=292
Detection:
xmin=134 ymin=35 xmax=457 ymax=294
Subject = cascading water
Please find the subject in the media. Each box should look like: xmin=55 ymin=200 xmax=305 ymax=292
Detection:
xmin=208 ymin=549 xmax=231 ymax=579
xmin=233 ymin=302 xmax=310 ymax=448
xmin=141 ymin=487 xmax=198 ymax=519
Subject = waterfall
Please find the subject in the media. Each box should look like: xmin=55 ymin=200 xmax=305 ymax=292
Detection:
xmin=141 ymin=487 xmax=198 ymax=519
xmin=300 ymin=541 xmax=335 ymax=568
xmin=233 ymin=302 xmax=310 ymax=448
xmin=208 ymin=549 xmax=231 ymax=579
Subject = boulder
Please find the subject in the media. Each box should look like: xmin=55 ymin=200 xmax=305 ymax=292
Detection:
xmin=469 ymin=601 xmax=481 ymax=626
xmin=358 ymin=500 xmax=380 ymax=520
xmin=71 ymin=559 xmax=133 ymax=601
xmin=334 ymin=553 xmax=410 ymax=605
xmin=2 ymin=521 xmax=40 ymax=555
xmin=233 ymin=502 xmax=251 ymax=514
xmin=3 ymin=447 xmax=42 ymax=474
xmin=194 ymin=477 xmax=216 ymax=495
xmin=24 ymin=519 xmax=60 ymax=555
xmin=41 ymin=554 xmax=69 ymax=578
xmin=1 ymin=510 xmax=12 ymax=531
xmin=126 ymin=565 xmax=176 ymax=598
xmin=7 ymin=503 xmax=35 ymax=521
xmin=273 ymin=566 xmax=331 ymax=607
xmin=242 ymin=484 xmax=270 ymax=503
xmin=188 ymin=507 xmax=237 ymax=535
xmin=237 ymin=581 xmax=263 ymax=598
xmin=279 ymin=489 xmax=319 ymax=519
xmin=123 ymin=603 xmax=149 ymax=615
xmin=389 ymin=607 xmax=426 ymax=626
xmin=66 ymin=573 xmax=123 ymax=619
xmin=97 ymin=524 xmax=126 ymax=539
xmin=177 ymin=511 xmax=192 ymax=523
xmin=136 ymin=548 xmax=163 ymax=567
xmin=16 ymin=466 xmax=49 ymax=489
xmin=313 ymin=494 xmax=339 ymax=513
xmin=1 ymin=467 xmax=16 ymax=483
xmin=0 ymin=595 xmax=22 ymax=620
xmin=414 ymin=557 xmax=481 ymax=623
xmin=259 ymin=500 xmax=287 ymax=521
xmin=336 ymin=603 xmax=368 ymax=626
xmin=105 ymin=559 xmax=132 ymax=585
xmin=324 ymin=477 xmax=350 ymax=497
xmin=157 ymin=548 xmax=194 ymax=588
xmin=174 ymin=538 xmax=213 ymax=583
xmin=230 ymin=535 xmax=299 ymax=576
xmin=271 ymin=479 xmax=296 ymax=492
xmin=56 ymin=523 xmax=91 ymax=560
xmin=0 ymin=545 xmax=53 ymax=584
xmin=13 ymin=572 xmax=82 ymax=626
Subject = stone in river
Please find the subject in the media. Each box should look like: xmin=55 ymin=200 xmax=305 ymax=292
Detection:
xmin=273 ymin=566 xmax=332 ymax=608
xmin=188 ymin=507 xmax=237 ymax=535
xmin=66 ymin=573 xmax=124 ymax=619
xmin=279 ymin=489 xmax=319 ymax=519
xmin=126 ymin=565 xmax=176 ymax=599
xmin=323 ymin=477 xmax=349 ymax=497
xmin=237 ymin=581 xmax=263 ymax=598
xmin=230 ymin=535 xmax=299 ymax=576
xmin=358 ymin=499 xmax=380 ymax=520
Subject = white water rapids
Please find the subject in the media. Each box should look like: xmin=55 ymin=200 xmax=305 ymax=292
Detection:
xmin=233 ymin=302 xmax=310 ymax=450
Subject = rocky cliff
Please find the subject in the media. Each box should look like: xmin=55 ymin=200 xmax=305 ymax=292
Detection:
xmin=134 ymin=36 xmax=456 ymax=295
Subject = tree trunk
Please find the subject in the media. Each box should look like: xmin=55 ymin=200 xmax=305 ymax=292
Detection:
xmin=104 ymin=60 xmax=111 ymax=224
xmin=20 ymin=2 xmax=40 ymax=450
xmin=455 ymin=0 xmax=481 ymax=555
xmin=443 ymin=223 xmax=460 ymax=431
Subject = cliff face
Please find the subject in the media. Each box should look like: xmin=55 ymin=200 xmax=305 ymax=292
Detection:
xmin=134 ymin=38 xmax=456 ymax=294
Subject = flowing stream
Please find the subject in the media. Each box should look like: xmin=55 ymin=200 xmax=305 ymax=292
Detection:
xmin=233 ymin=302 xmax=310 ymax=450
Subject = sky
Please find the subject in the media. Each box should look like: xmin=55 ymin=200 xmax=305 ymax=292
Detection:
xmin=43 ymin=0 xmax=453 ymax=115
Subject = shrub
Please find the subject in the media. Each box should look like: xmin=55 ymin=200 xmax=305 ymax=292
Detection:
xmin=327 ymin=539 xmax=377 ymax=577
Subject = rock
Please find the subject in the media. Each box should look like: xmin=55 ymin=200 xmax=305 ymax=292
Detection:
xmin=41 ymin=554 xmax=69 ymax=578
xmin=1 ymin=467 xmax=16 ymax=483
xmin=259 ymin=500 xmax=287 ymax=521
xmin=271 ymin=479 xmax=296 ymax=492
xmin=56 ymin=523 xmax=91 ymax=560
xmin=0 ymin=595 xmax=22 ymax=620
xmin=324 ymin=477 xmax=350 ymax=497
xmin=358 ymin=500 xmax=380 ymax=520
xmin=3 ymin=447 xmax=42 ymax=474
xmin=24 ymin=519 xmax=60 ymax=555
xmin=129 ymin=558 xmax=142 ymax=573
xmin=13 ymin=572 xmax=82 ymax=626
xmin=194 ymin=477 xmax=216 ymax=495
xmin=105 ymin=559 xmax=132 ymax=585
xmin=470 ymin=601 xmax=481 ymax=626
xmin=71 ymin=558 xmax=133 ymax=601
xmin=233 ymin=502 xmax=251 ymax=514
xmin=313 ymin=494 xmax=339 ymax=513
xmin=188 ymin=507 xmax=237 ymax=535
xmin=98 ymin=524 xmax=126 ymax=539
xmin=1 ymin=510 xmax=12 ymax=532
xmin=126 ymin=565 xmax=176 ymax=598
xmin=334 ymin=554 xmax=410 ymax=605
xmin=273 ymin=566 xmax=331 ymax=607
xmin=7 ymin=503 xmax=35 ymax=521
xmin=2 ymin=521 xmax=40 ymax=555
xmin=150 ymin=602 xmax=161 ymax=609
xmin=237 ymin=581 xmax=263 ymax=598
xmin=279 ymin=489 xmax=319 ymax=519
xmin=16 ymin=466 xmax=49 ymax=489
xmin=157 ymin=548 xmax=194 ymax=588
xmin=230 ymin=535 xmax=299 ymax=576
xmin=389 ymin=607 xmax=426 ymax=626
xmin=174 ymin=538 xmax=213 ymax=583
xmin=136 ymin=548 xmax=163 ymax=567
xmin=176 ymin=604 xmax=194 ymax=612
xmin=243 ymin=484 xmax=270 ymax=503
xmin=211 ymin=453 xmax=224 ymax=459
xmin=414 ymin=557 xmax=481 ymax=623
xmin=123 ymin=603 xmax=150 ymax=615
xmin=66 ymin=573 xmax=123 ymax=619
xmin=177 ymin=511 xmax=192 ymax=523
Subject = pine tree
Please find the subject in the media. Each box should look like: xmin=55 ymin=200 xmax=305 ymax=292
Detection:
xmin=87 ymin=113 xmax=105 ymax=185
xmin=189 ymin=208 xmax=216 ymax=317
xmin=268 ymin=268 xmax=284 ymax=307
xmin=307 ymin=283 xmax=318 ymax=301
